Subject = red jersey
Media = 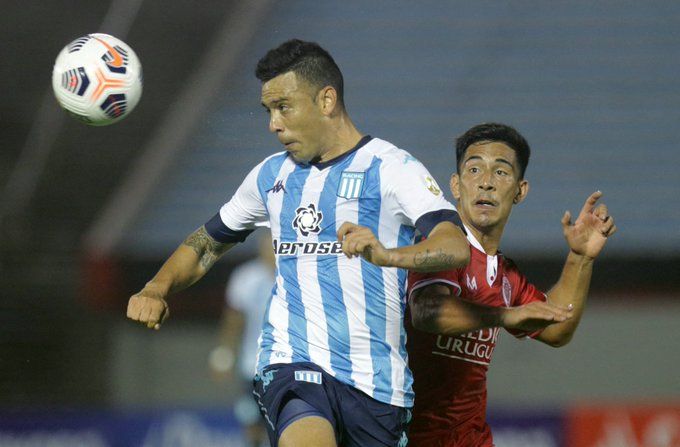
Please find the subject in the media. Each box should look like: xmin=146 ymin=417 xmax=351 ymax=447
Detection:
xmin=406 ymin=232 xmax=546 ymax=447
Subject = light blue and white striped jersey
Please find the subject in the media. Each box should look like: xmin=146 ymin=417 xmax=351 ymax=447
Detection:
xmin=215 ymin=136 xmax=456 ymax=407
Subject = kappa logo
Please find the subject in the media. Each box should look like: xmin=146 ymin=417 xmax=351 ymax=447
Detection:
xmin=466 ymin=274 xmax=478 ymax=291
xmin=292 ymin=203 xmax=323 ymax=236
xmin=403 ymin=154 xmax=417 ymax=164
xmin=266 ymin=179 xmax=286 ymax=194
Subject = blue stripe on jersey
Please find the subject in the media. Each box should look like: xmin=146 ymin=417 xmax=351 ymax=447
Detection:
xmin=256 ymin=152 xmax=289 ymax=211
xmin=397 ymin=224 xmax=415 ymax=403
xmin=358 ymin=156 xmax=392 ymax=403
xmin=315 ymin=154 xmax=359 ymax=385
xmin=278 ymin=164 xmax=312 ymax=363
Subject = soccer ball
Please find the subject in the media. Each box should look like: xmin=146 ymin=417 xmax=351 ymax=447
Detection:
xmin=52 ymin=33 xmax=142 ymax=126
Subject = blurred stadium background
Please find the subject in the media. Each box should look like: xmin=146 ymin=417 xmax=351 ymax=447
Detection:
xmin=1 ymin=1 xmax=679 ymax=446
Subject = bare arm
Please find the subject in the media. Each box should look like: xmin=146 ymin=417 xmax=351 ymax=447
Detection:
xmin=536 ymin=191 xmax=617 ymax=347
xmin=410 ymin=283 xmax=572 ymax=335
xmin=126 ymin=226 xmax=235 ymax=329
xmin=338 ymin=220 xmax=470 ymax=271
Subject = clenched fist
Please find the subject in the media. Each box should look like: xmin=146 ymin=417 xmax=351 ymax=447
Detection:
xmin=127 ymin=290 xmax=169 ymax=330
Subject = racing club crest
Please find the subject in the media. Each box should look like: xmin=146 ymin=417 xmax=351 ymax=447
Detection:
xmin=502 ymin=276 xmax=512 ymax=307
xmin=293 ymin=204 xmax=323 ymax=236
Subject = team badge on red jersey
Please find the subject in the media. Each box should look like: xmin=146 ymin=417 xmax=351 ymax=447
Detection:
xmin=502 ymin=275 xmax=512 ymax=307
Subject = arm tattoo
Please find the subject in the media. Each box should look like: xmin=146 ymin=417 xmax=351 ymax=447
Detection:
xmin=413 ymin=248 xmax=456 ymax=271
xmin=183 ymin=226 xmax=232 ymax=270
xmin=412 ymin=292 xmax=444 ymax=333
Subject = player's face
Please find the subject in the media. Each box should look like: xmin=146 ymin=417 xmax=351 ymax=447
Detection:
xmin=261 ymin=71 xmax=326 ymax=163
xmin=451 ymin=141 xmax=529 ymax=232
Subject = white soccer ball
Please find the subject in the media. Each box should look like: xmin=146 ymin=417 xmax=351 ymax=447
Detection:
xmin=52 ymin=33 xmax=142 ymax=126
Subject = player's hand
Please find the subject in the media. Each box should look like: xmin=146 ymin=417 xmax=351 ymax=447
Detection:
xmin=337 ymin=222 xmax=391 ymax=266
xmin=126 ymin=289 xmax=169 ymax=330
xmin=561 ymin=191 xmax=617 ymax=260
xmin=500 ymin=301 xmax=573 ymax=332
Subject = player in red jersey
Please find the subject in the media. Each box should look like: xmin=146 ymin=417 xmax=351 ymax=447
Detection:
xmin=406 ymin=123 xmax=617 ymax=447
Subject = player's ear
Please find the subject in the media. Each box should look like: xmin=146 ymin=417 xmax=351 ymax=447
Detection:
xmin=450 ymin=173 xmax=461 ymax=201
xmin=513 ymin=179 xmax=529 ymax=204
xmin=318 ymin=86 xmax=338 ymax=116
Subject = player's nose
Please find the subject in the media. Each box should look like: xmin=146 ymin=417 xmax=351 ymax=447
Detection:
xmin=478 ymin=171 xmax=496 ymax=190
xmin=269 ymin=114 xmax=283 ymax=133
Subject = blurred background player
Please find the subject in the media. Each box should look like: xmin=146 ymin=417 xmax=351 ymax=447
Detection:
xmin=128 ymin=39 xmax=470 ymax=447
xmin=406 ymin=123 xmax=617 ymax=447
xmin=210 ymin=232 xmax=275 ymax=447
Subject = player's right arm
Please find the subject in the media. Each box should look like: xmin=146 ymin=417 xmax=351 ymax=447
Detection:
xmin=127 ymin=226 xmax=235 ymax=330
xmin=410 ymin=282 xmax=572 ymax=336
xmin=127 ymin=157 xmax=271 ymax=330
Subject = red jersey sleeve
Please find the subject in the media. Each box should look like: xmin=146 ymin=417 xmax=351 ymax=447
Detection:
xmin=504 ymin=260 xmax=547 ymax=339
xmin=407 ymin=269 xmax=462 ymax=302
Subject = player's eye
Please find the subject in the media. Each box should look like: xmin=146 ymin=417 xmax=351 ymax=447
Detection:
xmin=496 ymin=169 xmax=508 ymax=176
xmin=279 ymin=104 xmax=289 ymax=112
xmin=469 ymin=167 xmax=479 ymax=174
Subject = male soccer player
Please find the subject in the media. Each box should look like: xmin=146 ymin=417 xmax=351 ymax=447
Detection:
xmin=406 ymin=123 xmax=617 ymax=447
xmin=127 ymin=39 xmax=470 ymax=447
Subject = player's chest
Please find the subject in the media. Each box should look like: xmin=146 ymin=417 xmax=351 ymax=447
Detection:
xmin=459 ymin=257 xmax=513 ymax=307
xmin=265 ymin=167 xmax=381 ymax=236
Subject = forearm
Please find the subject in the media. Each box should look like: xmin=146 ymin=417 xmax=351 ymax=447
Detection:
xmin=142 ymin=226 xmax=235 ymax=297
xmin=388 ymin=222 xmax=470 ymax=272
xmin=411 ymin=285 xmax=501 ymax=335
xmin=539 ymin=251 xmax=593 ymax=345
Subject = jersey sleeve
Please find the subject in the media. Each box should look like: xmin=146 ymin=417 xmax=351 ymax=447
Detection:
xmin=505 ymin=264 xmax=547 ymax=339
xmin=381 ymin=153 xmax=458 ymax=234
xmin=205 ymin=160 xmax=270 ymax=243
xmin=407 ymin=269 xmax=462 ymax=302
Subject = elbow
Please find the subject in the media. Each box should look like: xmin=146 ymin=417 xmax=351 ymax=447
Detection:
xmin=543 ymin=333 xmax=573 ymax=348
xmin=451 ymin=226 xmax=471 ymax=268
xmin=457 ymin=244 xmax=471 ymax=267
xmin=410 ymin=308 xmax=441 ymax=334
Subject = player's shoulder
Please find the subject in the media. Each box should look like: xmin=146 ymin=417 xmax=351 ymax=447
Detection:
xmin=500 ymin=253 xmax=520 ymax=272
xmin=256 ymin=150 xmax=289 ymax=170
xmin=365 ymin=137 xmax=421 ymax=167
xmin=245 ymin=151 xmax=292 ymax=183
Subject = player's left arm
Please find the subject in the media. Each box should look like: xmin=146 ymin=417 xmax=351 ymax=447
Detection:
xmin=337 ymin=154 xmax=470 ymax=271
xmin=536 ymin=191 xmax=617 ymax=347
xmin=338 ymin=220 xmax=470 ymax=271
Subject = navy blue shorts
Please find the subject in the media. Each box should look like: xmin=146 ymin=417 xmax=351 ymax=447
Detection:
xmin=252 ymin=362 xmax=411 ymax=447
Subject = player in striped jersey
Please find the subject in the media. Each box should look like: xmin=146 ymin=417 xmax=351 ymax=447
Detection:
xmin=126 ymin=39 xmax=470 ymax=447
xmin=406 ymin=123 xmax=617 ymax=446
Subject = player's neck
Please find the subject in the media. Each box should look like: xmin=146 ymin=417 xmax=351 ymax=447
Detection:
xmin=460 ymin=215 xmax=504 ymax=255
xmin=317 ymin=115 xmax=363 ymax=163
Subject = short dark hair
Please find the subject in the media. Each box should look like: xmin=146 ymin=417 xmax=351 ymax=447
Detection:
xmin=255 ymin=39 xmax=344 ymax=106
xmin=455 ymin=123 xmax=531 ymax=178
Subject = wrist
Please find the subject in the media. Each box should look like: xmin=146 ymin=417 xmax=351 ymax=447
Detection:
xmin=142 ymin=281 xmax=170 ymax=298
xmin=567 ymin=250 xmax=595 ymax=265
xmin=495 ymin=307 xmax=509 ymax=328
xmin=383 ymin=248 xmax=400 ymax=268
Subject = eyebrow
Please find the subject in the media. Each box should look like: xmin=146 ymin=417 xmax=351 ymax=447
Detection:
xmin=261 ymin=98 xmax=285 ymax=109
xmin=464 ymin=155 xmax=515 ymax=170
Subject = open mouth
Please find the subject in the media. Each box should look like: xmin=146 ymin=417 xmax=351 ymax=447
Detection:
xmin=474 ymin=199 xmax=496 ymax=208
